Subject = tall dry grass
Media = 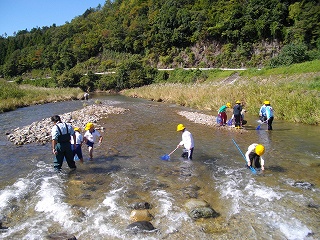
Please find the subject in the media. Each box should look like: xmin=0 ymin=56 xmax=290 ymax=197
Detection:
xmin=122 ymin=70 xmax=320 ymax=125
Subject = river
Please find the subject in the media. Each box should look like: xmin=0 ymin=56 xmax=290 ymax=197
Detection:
xmin=0 ymin=94 xmax=319 ymax=240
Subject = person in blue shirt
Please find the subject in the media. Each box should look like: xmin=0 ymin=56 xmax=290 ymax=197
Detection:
xmin=259 ymin=101 xmax=267 ymax=122
xmin=265 ymin=101 xmax=274 ymax=130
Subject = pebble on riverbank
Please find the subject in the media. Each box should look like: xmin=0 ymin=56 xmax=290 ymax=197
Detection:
xmin=6 ymin=102 xmax=128 ymax=145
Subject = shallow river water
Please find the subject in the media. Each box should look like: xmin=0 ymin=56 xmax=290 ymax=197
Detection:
xmin=0 ymin=94 xmax=319 ymax=240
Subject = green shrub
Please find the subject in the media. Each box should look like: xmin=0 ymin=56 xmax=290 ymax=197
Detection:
xmin=269 ymin=43 xmax=309 ymax=67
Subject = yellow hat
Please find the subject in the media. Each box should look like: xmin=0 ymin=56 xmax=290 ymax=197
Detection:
xmin=264 ymin=101 xmax=270 ymax=105
xmin=74 ymin=127 xmax=80 ymax=132
xmin=85 ymin=122 xmax=94 ymax=130
xmin=255 ymin=144 xmax=265 ymax=156
xmin=226 ymin=102 xmax=231 ymax=108
xmin=236 ymin=100 xmax=241 ymax=104
xmin=177 ymin=124 xmax=185 ymax=131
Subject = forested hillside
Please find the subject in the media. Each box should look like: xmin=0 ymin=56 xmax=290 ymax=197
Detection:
xmin=0 ymin=0 xmax=319 ymax=91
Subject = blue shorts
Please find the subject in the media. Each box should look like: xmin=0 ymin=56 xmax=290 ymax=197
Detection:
xmin=72 ymin=144 xmax=83 ymax=159
xmin=86 ymin=140 xmax=94 ymax=147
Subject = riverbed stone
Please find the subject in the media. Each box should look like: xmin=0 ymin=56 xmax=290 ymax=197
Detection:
xmin=184 ymin=198 xmax=210 ymax=211
xmin=46 ymin=232 xmax=77 ymax=240
xmin=189 ymin=207 xmax=220 ymax=220
xmin=126 ymin=221 xmax=156 ymax=233
xmin=130 ymin=209 xmax=153 ymax=222
xmin=293 ymin=181 xmax=315 ymax=190
xmin=0 ymin=220 xmax=8 ymax=232
xmin=180 ymin=185 xmax=201 ymax=198
xmin=130 ymin=202 xmax=151 ymax=210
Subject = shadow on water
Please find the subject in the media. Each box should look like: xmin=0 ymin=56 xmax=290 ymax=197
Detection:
xmin=267 ymin=165 xmax=287 ymax=172
xmin=89 ymin=165 xmax=122 ymax=174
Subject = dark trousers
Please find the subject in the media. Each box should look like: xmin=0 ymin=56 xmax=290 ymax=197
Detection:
xmin=181 ymin=147 xmax=194 ymax=160
xmin=72 ymin=144 xmax=83 ymax=159
xmin=249 ymin=152 xmax=261 ymax=168
xmin=234 ymin=114 xmax=241 ymax=127
xmin=54 ymin=142 xmax=76 ymax=170
xmin=267 ymin=117 xmax=274 ymax=130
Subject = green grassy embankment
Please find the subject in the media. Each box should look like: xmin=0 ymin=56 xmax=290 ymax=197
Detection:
xmin=0 ymin=80 xmax=84 ymax=113
xmin=121 ymin=60 xmax=320 ymax=125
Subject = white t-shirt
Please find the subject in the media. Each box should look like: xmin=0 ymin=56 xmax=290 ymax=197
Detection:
xmin=84 ymin=129 xmax=101 ymax=143
xmin=245 ymin=143 xmax=265 ymax=166
xmin=71 ymin=131 xmax=83 ymax=144
xmin=179 ymin=129 xmax=194 ymax=150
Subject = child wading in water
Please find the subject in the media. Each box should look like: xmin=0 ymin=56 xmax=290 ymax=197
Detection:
xmin=71 ymin=127 xmax=84 ymax=163
xmin=83 ymin=122 xmax=103 ymax=161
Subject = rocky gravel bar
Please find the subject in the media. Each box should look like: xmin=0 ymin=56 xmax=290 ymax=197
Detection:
xmin=6 ymin=102 xmax=128 ymax=145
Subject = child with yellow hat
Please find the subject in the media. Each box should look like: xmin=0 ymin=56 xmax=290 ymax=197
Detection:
xmin=71 ymin=127 xmax=84 ymax=163
xmin=83 ymin=122 xmax=103 ymax=161
xmin=245 ymin=143 xmax=266 ymax=170
xmin=218 ymin=102 xmax=231 ymax=126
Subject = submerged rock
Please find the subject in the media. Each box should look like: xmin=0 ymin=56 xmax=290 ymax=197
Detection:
xmin=130 ymin=202 xmax=151 ymax=210
xmin=0 ymin=220 xmax=8 ymax=232
xmin=293 ymin=181 xmax=315 ymax=190
xmin=126 ymin=221 xmax=157 ymax=233
xmin=181 ymin=185 xmax=201 ymax=198
xmin=46 ymin=232 xmax=77 ymax=240
xmin=189 ymin=207 xmax=220 ymax=220
xmin=130 ymin=209 xmax=153 ymax=222
xmin=307 ymin=203 xmax=320 ymax=209
xmin=184 ymin=198 xmax=209 ymax=211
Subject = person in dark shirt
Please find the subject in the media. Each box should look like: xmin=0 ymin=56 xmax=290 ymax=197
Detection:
xmin=233 ymin=100 xmax=243 ymax=129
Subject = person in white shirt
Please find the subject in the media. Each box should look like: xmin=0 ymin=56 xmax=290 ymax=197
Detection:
xmin=83 ymin=122 xmax=103 ymax=161
xmin=71 ymin=127 xmax=84 ymax=163
xmin=245 ymin=143 xmax=265 ymax=170
xmin=176 ymin=124 xmax=194 ymax=160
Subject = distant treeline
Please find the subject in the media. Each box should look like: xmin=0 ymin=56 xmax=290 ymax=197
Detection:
xmin=0 ymin=0 xmax=319 ymax=91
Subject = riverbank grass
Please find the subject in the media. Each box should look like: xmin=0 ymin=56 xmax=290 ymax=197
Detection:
xmin=0 ymin=80 xmax=83 ymax=112
xmin=122 ymin=60 xmax=320 ymax=125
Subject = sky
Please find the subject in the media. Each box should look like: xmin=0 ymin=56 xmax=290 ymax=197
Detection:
xmin=0 ymin=0 xmax=106 ymax=37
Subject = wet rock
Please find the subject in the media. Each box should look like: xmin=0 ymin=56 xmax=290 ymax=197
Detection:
xmin=181 ymin=185 xmax=201 ymax=198
xmin=46 ymin=232 xmax=77 ymax=240
xmin=293 ymin=181 xmax=315 ymax=190
xmin=126 ymin=221 xmax=157 ymax=233
xmin=130 ymin=209 xmax=153 ymax=222
xmin=184 ymin=198 xmax=209 ymax=211
xmin=189 ymin=207 xmax=220 ymax=220
xmin=72 ymin=208 xmax=86 ymax=221
xmin=307 ymin=203 xmax=320 ymax=209
xmin=156 ymin=182 xmax=169 ymax=189
xmin=130 ymin=202 xmax=151 ymax=210
xmin=81 ymin=185 xmax=97 ymax=192
xmin=0 ymin=220 xmax=8 ymax=232
xmin=78 ymin=194 xmax=92 ymax=200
